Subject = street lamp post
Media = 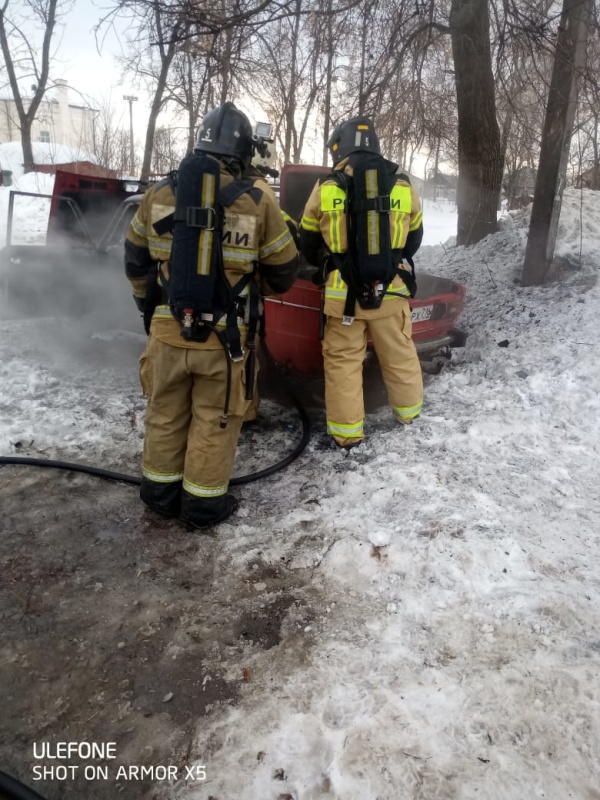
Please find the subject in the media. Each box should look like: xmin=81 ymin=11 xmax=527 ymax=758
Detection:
xmin=123 ymin=95 xmax=138 ymax=175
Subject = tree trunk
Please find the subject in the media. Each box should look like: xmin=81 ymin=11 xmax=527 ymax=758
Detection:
xmin=140 ymin=70 xmax=170 ymax=182
xmin=522 ymin=0 xmax=591 ymax=285
xmin=321 ymin=1 xmax=334 ymax=166
xmin=21 ymin=122 xmax=35 ymax=174
xmin=450 ymin=0 xmax=503 ymax=245
xmin=283 ymin=0 xmax=302 ymax=163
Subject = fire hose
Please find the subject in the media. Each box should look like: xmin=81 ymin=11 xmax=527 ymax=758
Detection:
xmin=0 ymin=346 xmax=310 ymax=800
xmin=0 ymin=342 xmax=311 ymax=489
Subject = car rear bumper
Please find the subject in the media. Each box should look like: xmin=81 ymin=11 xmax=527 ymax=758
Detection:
xmin=414 ymin=328 xmax=468 ymax=357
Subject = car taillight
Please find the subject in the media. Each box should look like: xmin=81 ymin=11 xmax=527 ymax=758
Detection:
xmin=445 ymin=300 xmax=464 ymax=319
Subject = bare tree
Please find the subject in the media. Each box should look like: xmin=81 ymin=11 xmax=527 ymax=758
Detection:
xmin=0 ymin=0 xmax=70 ymax=173
xmin=449 ymin=0 xmax=503 ymax=244
xmin=243 ymin=0 xmax=330 ymax=164
xmin=81 ymin=97 xmax=131 ymax=173
xmin=100 ymin=1 xmax=187 ymax=182
xmin=166 ymin=45 xmax=215 ymax=152
xmin=151 ymin=125 xmax=185 ymax=173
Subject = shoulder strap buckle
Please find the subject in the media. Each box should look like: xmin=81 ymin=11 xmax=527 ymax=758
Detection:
xmin=373 ymin=195 xmax=390 ymax=212
xmin=186 ymin=206 xmax=216 ymax=230
xmin=229 ymin=349 xmax=245 ymax=363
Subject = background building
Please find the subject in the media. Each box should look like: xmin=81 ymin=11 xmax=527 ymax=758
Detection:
xmin=0 ymin=80 xmax=97 ymax=150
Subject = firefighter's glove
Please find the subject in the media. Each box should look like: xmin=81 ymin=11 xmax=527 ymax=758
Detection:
xmin=310 ymin=267 xmax=325 ymax=287
xmin=143 ymin=310 xmax=153 ymax=336
xmin=310 ymin=256 xmax=329 ymax=287
xmin=133 ymin=295 xmax=146 ymax=313
xmin=285 ymin=219 xmax=300 ymax=249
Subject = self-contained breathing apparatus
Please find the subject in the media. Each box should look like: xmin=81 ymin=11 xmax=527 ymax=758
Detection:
xmin=322 ymin=117 xmax=417 ymax=321
xmin=151 ymin=105 xmax=277 ymax=427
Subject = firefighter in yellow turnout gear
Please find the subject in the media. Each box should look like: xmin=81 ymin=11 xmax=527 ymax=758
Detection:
xmin=299 ymin=116 xmax=424 ymax=448
xmin=125 ymin=103 xmax=299 ymax=527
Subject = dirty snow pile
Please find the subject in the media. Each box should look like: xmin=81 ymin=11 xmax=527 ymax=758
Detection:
xmin=1 ymin=189 xmax=600 ymax=799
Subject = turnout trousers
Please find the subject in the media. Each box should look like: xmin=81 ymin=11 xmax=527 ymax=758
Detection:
xmin=138 ymin=335 xmax=252 ymax=526
xmin=322 ymin=298 xmax=423 ymax=447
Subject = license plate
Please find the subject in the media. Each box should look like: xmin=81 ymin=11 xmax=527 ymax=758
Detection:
xmin=411 ymin=304 xmax=433 ymax=323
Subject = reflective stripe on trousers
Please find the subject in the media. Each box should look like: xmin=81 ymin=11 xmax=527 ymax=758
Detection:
xmin=139 ymin=336 xmax=253 ymax=496
xmin=322 ymin=300 xmax=423 ymax=444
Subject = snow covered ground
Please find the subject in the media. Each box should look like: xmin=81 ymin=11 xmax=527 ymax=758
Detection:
xmin=1 ymin=173 xmax=600 ymax=800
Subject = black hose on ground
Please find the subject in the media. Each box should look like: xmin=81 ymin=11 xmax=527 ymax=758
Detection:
xmin=0 ymin=771 xmax=47 ymax=800
xmin=0 ymin=341 xmax=310 ymax=487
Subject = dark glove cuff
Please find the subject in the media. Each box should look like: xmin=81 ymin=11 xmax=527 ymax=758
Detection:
xmin=133 ymin=295 xmax=146 ymax=312
xmin=310 ymin=266 xmax=326 ymax=286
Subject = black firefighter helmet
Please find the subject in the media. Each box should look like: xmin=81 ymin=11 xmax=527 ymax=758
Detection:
xmin=194 ymin=102 xmax=254 ymax=168
xmin=327 ymin=116 xmax=381 ymax=165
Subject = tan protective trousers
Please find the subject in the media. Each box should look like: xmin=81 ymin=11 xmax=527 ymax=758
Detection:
xmin=139 ymin=336 xmax=253 ymax=498
xmin=322 ymin=299 xmax=423 ymax=446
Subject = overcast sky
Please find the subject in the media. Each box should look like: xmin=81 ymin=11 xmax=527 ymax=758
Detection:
xmin=52 ymin=1 xmax=144 ymax=134
xmin=49 ymin=1 xmax=269 ymax=150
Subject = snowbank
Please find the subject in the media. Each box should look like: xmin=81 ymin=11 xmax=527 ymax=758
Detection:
xmin=0 ymin=140 xmax=96 ymax=180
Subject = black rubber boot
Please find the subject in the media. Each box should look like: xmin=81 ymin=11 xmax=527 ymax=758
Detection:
xmin=179 ymin=492 xmax=239 ymax=530
xmin=140 ymin=478 xmax=182 ymax=517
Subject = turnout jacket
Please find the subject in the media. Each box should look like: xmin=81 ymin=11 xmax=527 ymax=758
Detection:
xmin=125 ymin=161 xmax=299 ymax=349
xmin=299 ymin=157 xmax=423 ymax=319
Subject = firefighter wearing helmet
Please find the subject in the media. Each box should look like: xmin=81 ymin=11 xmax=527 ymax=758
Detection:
xmin=125 ymin=102 xmax=299 ymax=528
xmin=299 ymin=116 xmax=424 ymax=447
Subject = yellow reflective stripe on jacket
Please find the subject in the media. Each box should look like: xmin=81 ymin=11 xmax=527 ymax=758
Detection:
xmin=328 ymin=210 xmax=344 ymax=252
xmin=183 ymin=478 xmax=228 ymax=498
xmin=222 ymin=246 xmax=258 ymax=263
xmin=327 ymin=419 xmax=364 ymax=437
xmin=366 ymin=168 xmax=380 ymax=255
xmin=324 ymin=270 xmax=410 ymax=301
xmin=259 ymin=227 xmax=293 ymax=259
xmin=320 ymin=184 xmax=346 ymax=253
xmin=392 ymin=401 xmax=422 ymax=421
xmin=131 ymin=211 xmax=147 ymax=239
xmin=142 ymin=466 xmax=183 ymax=483
xmin=197 ymin=172 xmax=216 ymax=276
xmin=130 ymin=277 xmax=146 ymax=298
xmin=300 ymin=214 xmax=320 ymax=233
xmin=390 ymin=185 xmax=412 ymax=248
xmin=391 ymin=211 xmax=404 ymax=249
xmin=153 ymin=304 xmax=172 ymax=318
xmin=385 ymin=285 xmax=411 ymax=298
xmin=324 ymin=270 xmax=347 ymax=300
xmin=148 ymin=236 xmax=172 ymax=257
xmin=409 ymin=209 xmax=423 ymax=231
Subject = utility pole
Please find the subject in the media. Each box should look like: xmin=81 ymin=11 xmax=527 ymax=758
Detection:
xmin=123 ymin=94 xmax=138 ymax=175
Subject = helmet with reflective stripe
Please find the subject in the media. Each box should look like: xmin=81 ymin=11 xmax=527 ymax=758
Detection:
xmin=194 ymin=102 xmax=254 ymax=168
xmin=326 ymin=116 xmax=381 ymax=165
